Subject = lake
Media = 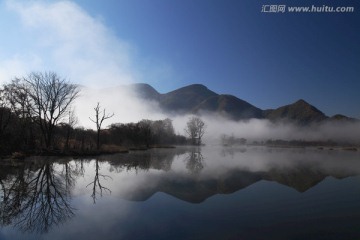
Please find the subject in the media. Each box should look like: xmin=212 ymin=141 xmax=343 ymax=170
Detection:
xmin=0 ymin=146 xmax=360 ymax=240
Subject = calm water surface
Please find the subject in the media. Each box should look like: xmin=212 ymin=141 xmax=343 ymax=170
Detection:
xmin=0 ymin=146 xmax=360 ymax=240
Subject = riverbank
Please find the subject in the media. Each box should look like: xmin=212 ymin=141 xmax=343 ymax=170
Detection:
xmin=3 ymin=144 xmax=179 ymax=160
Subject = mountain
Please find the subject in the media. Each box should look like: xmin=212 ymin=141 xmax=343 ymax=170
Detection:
xmin=129 ymin=83 xmax=161 ymax=101
xmin=128 ymin=83 xmax=354 ymax=124
xmin=264 ymin=99 xmax=328 ymax=125
xmin=129 ymin=83 xmax=263 ymax=120
xmin=192 ymin=94 xmax=263 ymax=120
xmin=327 ymin=114 xmax=358 ymax=123
xmin=160 ymin=84 xmax=218 ymax=113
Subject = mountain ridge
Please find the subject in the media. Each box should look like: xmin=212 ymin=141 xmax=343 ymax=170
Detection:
xmin=129 ymin=83 xmax=356 ymax=124
xmin=264 ymin=99 xmax=328 ymax=125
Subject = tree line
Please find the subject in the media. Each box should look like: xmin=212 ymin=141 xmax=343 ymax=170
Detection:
xmin=0 ymin=71 xmax=206 ymax=156
xmin=0 ymin=71 xmax=79 ymax=154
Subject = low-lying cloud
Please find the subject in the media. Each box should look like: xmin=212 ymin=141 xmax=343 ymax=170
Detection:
xmin=194 ymin=117 xmax=360 ymax=145
xmin=75 ymin=86 xmax=167 ymax=128
xmin=75 ymin=86 xmax=360 ymax=145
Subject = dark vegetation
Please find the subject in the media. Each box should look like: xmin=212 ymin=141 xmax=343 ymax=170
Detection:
xmin=0 ymin=106 xmax=187 ymax=156
xmin=0 ymin=71 xmax=187 ymax=157
xmin=104 ymin=119 xmax=187 ymax=149
xmin=221 ymin=134 xmax=358 ymax=150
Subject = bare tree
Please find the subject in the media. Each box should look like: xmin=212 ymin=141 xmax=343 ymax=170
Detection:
xmin=3 ymin=78 xmax=33 ymax=119
xmin=63 ymin=108 xmax=78 ymax=150
xmin=89 ymin=102 xmax=114 ymax=150
xmin=2 ymin=79 xmax=36 ymax=149
xmin=184 ymin=117 xmax=206 ymax=145
xmin=14 ymin=72 xmax=80 ymax=149
xmin=0 ymin=89 xmax=13 ymax=140
xmin=138 ymin=119 xmax=152 ymax=148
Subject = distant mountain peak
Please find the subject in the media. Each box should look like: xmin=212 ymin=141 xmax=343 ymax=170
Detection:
xmin=129 ymin=83 xmax=160 ymax=100
xmin=265 ymin=99 xmax=327 ymax=125
xmin=183 ymin=83 xmax=208 ymax=89
xmin=130 ymin=83 xmax=158 ymax=90
xmin=160 ymin=84 xmax=218 ymax=113
xmin=294 ymin=99 xmax=309 ymax=105
xmin=328 ymin=114 xmax=358 ymax=123
xmin=127 ymin=83 xmax=354 ymax=124
xmin=169 ymin=84 xmax=213 ymax=94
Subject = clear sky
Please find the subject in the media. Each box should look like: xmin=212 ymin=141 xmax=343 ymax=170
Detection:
xmin=0 ymin=0 xmax=359 ymax=118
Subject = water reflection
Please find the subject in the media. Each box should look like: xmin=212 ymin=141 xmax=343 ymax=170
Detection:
xmin=0 ymin=146 xmax=359 ymax=235
xmin=86 ymin=160 xmax=112 ymax=203
xmin=0 ymin=158 xmax=75 ymax=233
xmin=185 ymin=147 xmax=204 ymax=174
xmin=220 ymin=146 xmax=247 ymax=158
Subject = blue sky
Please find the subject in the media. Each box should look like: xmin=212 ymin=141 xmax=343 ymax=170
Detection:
xmin=0 ymin=0 xmax=359 ymax=118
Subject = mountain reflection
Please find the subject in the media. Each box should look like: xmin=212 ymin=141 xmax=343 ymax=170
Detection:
xmin=0 ymin=147 xmax=360 ymax=233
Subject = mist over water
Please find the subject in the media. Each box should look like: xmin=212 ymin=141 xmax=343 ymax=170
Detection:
xmin=74 ymin=86 xmax=360 ymax=145
xmin=195 ymin=116 xmax=360 ymax=145
xmin=1 ymin=146 xmax=360 ymax=240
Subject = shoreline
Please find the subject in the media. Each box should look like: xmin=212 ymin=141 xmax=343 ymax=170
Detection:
xmin=3 ymin=145 xmax=178 ymax=160
xmin=3 ymin=144 xmax=359 ymax=160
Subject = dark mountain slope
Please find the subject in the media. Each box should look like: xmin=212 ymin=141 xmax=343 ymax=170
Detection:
xmin=193 ymin=94 xmax=264 ymax=120
xmin=264 ymin=99 xmax=328 ymax=125
xmin=128 ymin=83 xmax=355 ymax=124
xmin=327 ymin=114 xmax=358 ymax=123
xmin=129 ymin=83 xmax=161 ymax=101
xmin=159 ymin=84 xmax=218 ymax=113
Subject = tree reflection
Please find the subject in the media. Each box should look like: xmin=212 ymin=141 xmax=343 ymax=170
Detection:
xmin=61 ymin=160 xmax=86 ymax=189
xmin=220 ymin=147 xmax=247 ymax=158
xmin=101 ymin=148 xmax=183 ymax=174
xmin=185 ymin=148 xmax=204 ymax=174
xmin=0 ymin=172 xmax=28 ymax=226
xmin=87 ymin=160 xmax=112 ymax=203
xmin=0 ymin=160 xmax=75 ymax=233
